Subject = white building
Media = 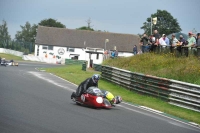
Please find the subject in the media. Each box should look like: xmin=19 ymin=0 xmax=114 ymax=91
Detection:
xmin=35 ymin=26 xmax=139 ymax=67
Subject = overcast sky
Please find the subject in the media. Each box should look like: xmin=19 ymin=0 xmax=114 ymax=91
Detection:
xmin=0 ymin=0 xmax=200 ymax=39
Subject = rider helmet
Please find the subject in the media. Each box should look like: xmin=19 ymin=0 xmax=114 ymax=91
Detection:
xmin=92 ymin=74 xmax=100 ymax=84
xmin=115 ymin=96 xmax=122 ymax=104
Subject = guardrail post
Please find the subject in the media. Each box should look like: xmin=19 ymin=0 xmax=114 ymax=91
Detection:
xmin=197 ymin=47 xmax=200 ymax=58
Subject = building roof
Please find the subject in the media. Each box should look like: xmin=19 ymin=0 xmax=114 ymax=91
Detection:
xmin=35 ymin=26 xmax=140 ymax=52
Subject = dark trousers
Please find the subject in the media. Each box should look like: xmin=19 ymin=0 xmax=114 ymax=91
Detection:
xmin=150 ymin=44 xmax=157 ymax=52
xmin=76 ymin=84 xmax=84 ymax=97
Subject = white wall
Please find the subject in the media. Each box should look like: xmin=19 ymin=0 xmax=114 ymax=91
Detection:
xmin=35 ymin=45 xmax=86 ymax=60
xmin=85 ymin=53 xmax=103 ymax=67
xmin=22 ymin=55 xmax=65 ymax=64
xmin=0 ymin=48 xmax=23 ymax=57
xmin=34 ymin=45 xmax=133 ymax=66
xmin=118 ymin=52 xmax=134 ymax=57
xmin=34 ymin=45 xmax=106 ymax=66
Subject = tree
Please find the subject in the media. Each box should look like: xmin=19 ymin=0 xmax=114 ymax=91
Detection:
xmin=15 ymin=22 xmax=37 ymax=53
xmin=0 ymin=20 xmax=11 ymax=48
xmin=15 ymin=21 xmax=37 ymax=42
xmin=141 ymin=10 xmax=182 ymax=36
xmin=76 ymin=26 xmax=94 ymax=31
xmin=77 ymin=18 xmax=94 ymax=31
xmin=38 ymin=18 xmax=66 ymax=28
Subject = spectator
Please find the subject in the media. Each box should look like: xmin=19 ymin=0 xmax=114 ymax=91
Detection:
xmin=148 ymin=34 xmax=153 ymax=52
xmin=108 ymin=49 xmax=111 ymax=58
xmin=151 ymin=30 xmax=160 ymax=52
xmin=104 ymin=50 xmax=108 ymax=60
xmin=187 ymin=32 xmax=196 ymax=49
xmin=154 ymin=30 xmax=160 ymax=46
xmin=115 ymin=50 xmax=118 ymax=57
xmin=140 ymin=33 xmax=149 ymax=53
xmin=150 ymin=34 xmax=156 ymax=52
xmin=111 ymin=50 xmax=115 ymax=58
xmin=179 ymin=35 xmax=186 ymax=45
xmin=192 ymin=33 xmax=200 ymax=55
xmin=133 ymin=45 xmax=137 ymax=55
xmin=170 ymin=34 xmax=178 ymax=53
xmin=193 ymin=33 xmax=198 ymax=43
xmin=196 ymin=33 xmax=200 ymax=57
xmin=137 ymin=49 xmax=143 ymax=54
xmin=197 ymin=33 xmax=200 ymax=47
xmin=159 ymin=34 xmax=169 ymax=46
xmin=163 ymin=34 xmax=170 ymax=45
xmin=177 ymin=35 xmax=186 ymax=54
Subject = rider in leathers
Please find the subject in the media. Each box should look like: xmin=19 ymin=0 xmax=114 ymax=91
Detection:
xmin=74 ymin=74 xmax=100 ymax=97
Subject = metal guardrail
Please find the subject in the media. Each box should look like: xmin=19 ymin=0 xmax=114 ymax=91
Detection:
xmin=101 ymin=65 xmax=200 ymax=112
xmin=93 ymin=64 xmax=102 ymax=72
xmin=65 ymin=59 xmax=85 ymax=65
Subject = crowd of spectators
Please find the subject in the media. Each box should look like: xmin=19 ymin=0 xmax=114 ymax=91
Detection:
xmin=136 ymin=30 xmax=200 ymax=55
xmin=104 ymin=49 xmax=118 ymax=60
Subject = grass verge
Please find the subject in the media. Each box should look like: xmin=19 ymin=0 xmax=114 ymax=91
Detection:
xmin=0 ymin=53 xmax=23 ymax=61
xmin=103 ymin=53 xmax=200 ymax=85
xmin=42 ymin=65 xmax=200 ymax=124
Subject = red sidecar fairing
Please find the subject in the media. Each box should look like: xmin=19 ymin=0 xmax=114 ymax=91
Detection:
xmin=76 ymin=87 xmax=112 ymax=108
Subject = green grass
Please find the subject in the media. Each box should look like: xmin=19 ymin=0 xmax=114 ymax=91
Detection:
xmin=0 ymin=53 xmax=23 ymax=61
xmin=42 ymin=65 xmax=200 ymax=124
xmin=103 ymin=53 xmax=200 ymax=85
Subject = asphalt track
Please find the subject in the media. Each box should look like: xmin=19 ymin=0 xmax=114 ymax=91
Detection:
xmin=0 ymin=62 xmax=200 ymax=133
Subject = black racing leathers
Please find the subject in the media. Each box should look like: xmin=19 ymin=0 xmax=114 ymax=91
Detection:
xmin=76 ymin=78 xmax=98 ymax=97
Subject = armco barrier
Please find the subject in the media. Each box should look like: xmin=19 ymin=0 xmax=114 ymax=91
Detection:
xmin=101 ymin=65 xmax=200 ymax=112
xmin=93 ymin=64 xmax=102 ymax=72
xmin=65 ymin=59 xmax=85 ymax=65
xmin=168 ymin=80 xmax=200 ymax=112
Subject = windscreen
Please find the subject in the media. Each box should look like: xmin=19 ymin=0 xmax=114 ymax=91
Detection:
xmin=87 ymin=87 xmax=103 ymax=96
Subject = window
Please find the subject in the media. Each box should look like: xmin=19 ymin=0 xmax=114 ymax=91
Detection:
xmin=48 ymin=46 xmax=53 ymax=50
xmin=42 ymin=46 xmax=48 ymax=50
xmin=42 ymin=46 xmax=53 ymax=50
xmin=37 ymin=49 xmax=39 ymax=56
xmin=67 ymin=47 xmax=75 ymax=52
xmin=71 ymin=56 xmax=78 ymax=60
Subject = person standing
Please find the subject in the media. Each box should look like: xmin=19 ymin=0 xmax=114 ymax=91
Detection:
xmin=153 ymin=30 xmax=160 ymax=52
xmin=197 ymin=33 xmax=200 ymax=47
xmin=192 ymin=33 xmax=200 ymax=56
xmin=170 ymin=34 xmax=179 ymax=53
xmin=140 ymin=33 xmax=149 ymax=53
xmin=163 ymin=34 xmax=170 ymax=45
xmin=177 ymin=35 xmax=186 ymax=54
xmin=187 ymin=32 xmax=196 ymax=49
xmin=133 ymin=45 xmax=137 ymax=55
xmin=111 ymin=50 xmax=115 ymax=58
xmin=154 ymin=30 xmax=160 ymax=46
xmin=115 ymin=50 xmax=118 ymax=57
